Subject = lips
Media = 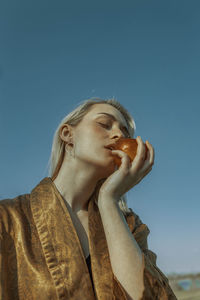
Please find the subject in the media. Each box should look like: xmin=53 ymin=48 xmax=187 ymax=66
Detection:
xmin=104 ymin=145 xmax=116 ymax=150
xmin=104 ymin=142 xmax=119 ymax=150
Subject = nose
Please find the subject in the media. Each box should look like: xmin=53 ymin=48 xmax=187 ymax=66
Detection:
xmin=111 ymin=127 xmax=125 ymax=140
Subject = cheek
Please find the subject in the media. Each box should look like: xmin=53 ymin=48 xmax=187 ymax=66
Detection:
xmin=74 ymin=130 xmax=95 ymax=153
xmin=74 ymin=125 xmax=106 ymax=155
xmin=93 ymin=124 xmax=108 ymax=137
xmin=86 ymin=125 xmax=106 ymax=141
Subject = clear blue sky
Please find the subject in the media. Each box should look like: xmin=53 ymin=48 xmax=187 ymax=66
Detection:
xmin=1 ymin=0 xmax=200 ymax=275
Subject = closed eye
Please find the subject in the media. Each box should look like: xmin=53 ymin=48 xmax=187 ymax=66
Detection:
xmin=98 ymin=122 xmax=110 ymax=128
xmin=98 ymin=122 xmax=130 ymax=138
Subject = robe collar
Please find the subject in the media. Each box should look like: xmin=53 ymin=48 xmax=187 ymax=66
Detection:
xmin=30 ymin=177 xmax=134 ymax=300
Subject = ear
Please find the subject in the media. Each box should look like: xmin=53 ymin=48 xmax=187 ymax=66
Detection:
xmin=59 ymin=124 xmax=73 ymax=143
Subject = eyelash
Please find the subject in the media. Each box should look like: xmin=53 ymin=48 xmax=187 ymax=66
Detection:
xmin=98 ymin=122 xmax=130 ymax=138
xmin=98 ymin=122 xmax=110 ymax=128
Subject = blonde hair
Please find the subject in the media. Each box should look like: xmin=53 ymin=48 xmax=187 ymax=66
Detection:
xmin=47 ymin=97 xmax=136 ymax=216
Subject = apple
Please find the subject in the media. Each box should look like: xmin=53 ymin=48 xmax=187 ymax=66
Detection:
xmin=108 ymin=138 xmax=148 ymax=167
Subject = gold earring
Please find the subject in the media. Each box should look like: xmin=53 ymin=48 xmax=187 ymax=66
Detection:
xmin=65 ymin=143 xmax=75 ymax=158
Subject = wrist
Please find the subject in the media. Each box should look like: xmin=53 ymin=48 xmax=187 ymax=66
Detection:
xmin=98 ymin=193 xmax=119 ymax=208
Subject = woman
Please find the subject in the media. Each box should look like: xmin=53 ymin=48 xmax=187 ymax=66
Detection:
xmin=0 ymin=97 xmax=177 ymax=300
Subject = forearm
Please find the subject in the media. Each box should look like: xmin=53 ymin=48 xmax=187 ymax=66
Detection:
xmin=98 ymin=196 xmax=145 ymax=300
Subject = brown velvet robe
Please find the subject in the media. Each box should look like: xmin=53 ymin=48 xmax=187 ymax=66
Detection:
xmin=0 ymin=177 xmax=177 ymax=299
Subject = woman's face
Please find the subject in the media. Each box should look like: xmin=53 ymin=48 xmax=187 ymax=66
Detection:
xmin=69 ymin=103 xmax=131 ymax=178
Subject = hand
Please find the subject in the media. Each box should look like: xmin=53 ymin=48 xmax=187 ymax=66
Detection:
xmin=98 ymin=136 xmax=155 ymax=200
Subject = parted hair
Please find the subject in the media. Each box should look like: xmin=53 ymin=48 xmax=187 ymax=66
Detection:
xmin=47 ymin=97 xmax=136 ymax=216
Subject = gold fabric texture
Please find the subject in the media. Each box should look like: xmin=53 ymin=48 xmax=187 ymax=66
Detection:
xmin=0 ymin=177 xmax=177 ymax=299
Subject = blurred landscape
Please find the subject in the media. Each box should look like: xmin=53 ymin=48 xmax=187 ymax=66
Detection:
xmin=167 ymin=272 xmax=200 ymax=300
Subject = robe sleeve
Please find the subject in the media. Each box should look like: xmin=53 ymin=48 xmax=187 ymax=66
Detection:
xmin=0 ymin=230 xmax=8 ymax=300
xmin=129 ymin=209 xmax=177 ymax=300
xmin=0 ymin=205 xmax=7 ymax=300
xmin=0 ymin=201 xmax=17 ymax=300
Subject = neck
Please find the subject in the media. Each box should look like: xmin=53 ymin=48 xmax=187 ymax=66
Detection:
xmin=53 ymin=158 xmax=104 ymax=215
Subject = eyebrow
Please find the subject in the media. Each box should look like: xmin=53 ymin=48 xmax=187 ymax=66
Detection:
xmin=96 ymin=112 xmax=130 ymax=136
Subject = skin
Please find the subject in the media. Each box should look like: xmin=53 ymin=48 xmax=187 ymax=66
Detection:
xmin=53 ymin=103 xmax=154 ymax=219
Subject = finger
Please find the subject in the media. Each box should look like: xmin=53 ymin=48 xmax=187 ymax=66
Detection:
xmin=133 ymin=139 xmax=154 ymax=178
xmin=137 ymin=136 xmax=146 ymax=160
xmin=145 ymin=167 xmax=152 ymax=175
xmin=131 ymin=136 xmax=146 ymax=170
xmin=138 ymin=141 xmax=154 ymax=175
xmin=111 ymin=149 xmax=131 ymax=170
xmin=144 ymin=141 xmax=150 ymax=162
xmin=135 ymin=166 xmax=152 ymax=186
xmin=146 ymin=140 xmax=155 ymax=166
